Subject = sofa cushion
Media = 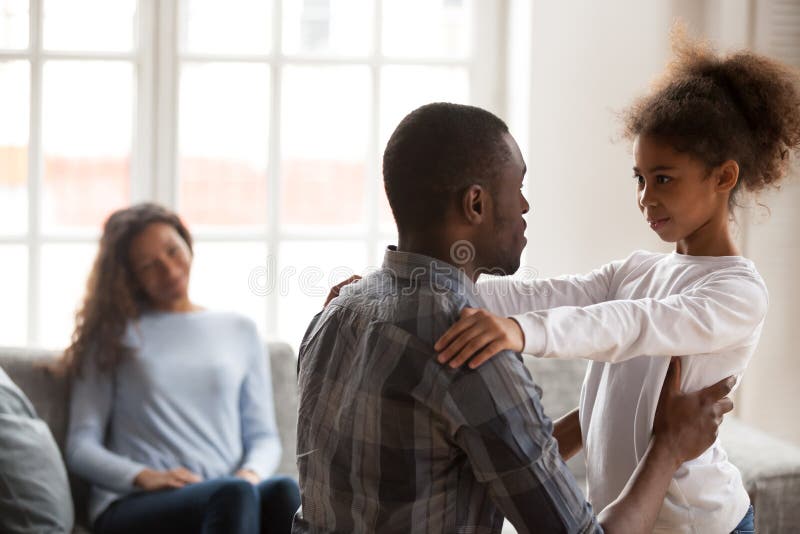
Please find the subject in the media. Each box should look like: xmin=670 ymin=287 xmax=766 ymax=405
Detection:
xmin=0 ymin=366 xmax=74 ymax=533
xmin=720 ymin=416 xmax=800 ymax=533
xmin=0 ymin=348 xmax=70 ymax=449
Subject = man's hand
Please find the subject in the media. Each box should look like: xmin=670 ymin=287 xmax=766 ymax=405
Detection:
xmin=133 ymin=467 xmax=202 ymax=491
xmin=324 ymin=275 xmax=362 ymax=308
xmin=235 ymin=468 xmax=261 ymax=485
xmin=434 ymin=308 xmax=524 ymax=368
xmin=652 ymin=356 xmax=735 ymax=467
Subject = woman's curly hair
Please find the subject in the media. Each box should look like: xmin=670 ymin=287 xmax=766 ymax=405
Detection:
xmin=623 ymin=29 xmax=800 ymax=208
xmin=61 ymin=203 xmax=193 ymax=376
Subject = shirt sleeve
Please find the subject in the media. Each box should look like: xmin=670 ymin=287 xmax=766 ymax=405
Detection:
xmin=440 ymin=351 xmax=603 ymax=533
xmin=512 ymin=268 xmax=768 ymax=363
xmin=65 ymin=360 xmax=148 ymax=494
xmin=239 ymin=328 xmax=282 ymax=478
xmin=475 ymin=261 xmax=620 ymax=354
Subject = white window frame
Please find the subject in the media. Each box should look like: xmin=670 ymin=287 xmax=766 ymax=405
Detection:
xmin=3 ymin=0 xmax=507 ymax=347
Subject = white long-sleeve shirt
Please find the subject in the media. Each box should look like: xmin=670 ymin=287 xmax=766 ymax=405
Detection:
xmin=66 ymin=310 xmax=282 ymax=524
xmin=476 ymin=250 xmax=768 ymax=534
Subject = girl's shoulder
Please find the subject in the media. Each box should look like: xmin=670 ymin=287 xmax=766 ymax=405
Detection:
xmin=613 ymin=249 xmax=670 ymax=272
xmin=621 ymin=249 xmax=761 ymax=275
xmin=624 ymin=249 xmax=669 ymax=262
xmin=616 ymin=250 xmax=766 ymax=288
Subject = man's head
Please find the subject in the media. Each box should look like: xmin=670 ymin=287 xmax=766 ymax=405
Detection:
xmin=383 ymin=102 xmax=529 ymax=275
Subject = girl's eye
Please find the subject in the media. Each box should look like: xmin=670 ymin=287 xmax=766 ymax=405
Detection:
xmin=167 ymin=246 xmax=178 ymax=256
xmin=633 ymin=174 xmax=645 ymax=186
xmin=656 ymin=175 xmax=672 ymax=184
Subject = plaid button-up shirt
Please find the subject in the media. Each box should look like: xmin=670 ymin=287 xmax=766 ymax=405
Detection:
xmin=293 ymin=247 xmax=602 ymax=533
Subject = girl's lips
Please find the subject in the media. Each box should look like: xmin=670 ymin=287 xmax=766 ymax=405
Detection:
xmin=648 ymin=217 xmax=671 ymax=231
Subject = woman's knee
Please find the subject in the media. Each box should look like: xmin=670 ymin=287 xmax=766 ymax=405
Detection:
xmin=209 ymin=478 xmax=259 ymax=511
xmin=261 ymin=476 xmax=300 ymax=503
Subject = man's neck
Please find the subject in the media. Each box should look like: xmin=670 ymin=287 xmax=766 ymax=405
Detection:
xmin=397 ymin=234 xmax=479 ymax=282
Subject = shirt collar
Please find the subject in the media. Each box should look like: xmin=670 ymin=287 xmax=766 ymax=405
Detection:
xmin=382 ymin=245 xmax=480 ymax=303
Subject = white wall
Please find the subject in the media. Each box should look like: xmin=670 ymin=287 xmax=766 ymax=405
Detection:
xmin=512 ymin=0 xmax=800 ymax=444
xmin=521 ymin=0 xmax=681 ymax=276
xmin=737 ymin=0 xmax=800 ymax=445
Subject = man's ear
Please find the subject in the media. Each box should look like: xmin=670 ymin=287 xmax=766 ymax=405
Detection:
xmin=715 ymin=160 xmax=739 ymax=193
xmin=461 ymin=185 xmax=487 ymax=225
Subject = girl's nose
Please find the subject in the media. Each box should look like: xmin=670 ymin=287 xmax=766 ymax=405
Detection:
xmin=639 ymin=186 xmax=657 ymax=207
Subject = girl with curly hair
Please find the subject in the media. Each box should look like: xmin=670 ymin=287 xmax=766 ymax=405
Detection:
xmin=434 ymin=34 xmax=800 ymax=533
xmin=63 ymin=203 xmax=299 ymax=534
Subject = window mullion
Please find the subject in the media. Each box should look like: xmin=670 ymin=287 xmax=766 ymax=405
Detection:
xmin=366 ymin=0 xmax=384 ymax=267
xmin=27 ymin=0 xmax=43 ymax=346
xmin=154 ymin=0 xmax=178 ymax=207
xmin=470 ymin=0 xmax=505 ymax=115
xmin=266 ymin=0 xmax=284 ymax=337
xmin=132 ymin=0 xmax=156 ymax=204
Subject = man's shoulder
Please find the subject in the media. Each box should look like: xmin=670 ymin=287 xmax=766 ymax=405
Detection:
xmin=322 ymin=269 xmax=470 ymax=342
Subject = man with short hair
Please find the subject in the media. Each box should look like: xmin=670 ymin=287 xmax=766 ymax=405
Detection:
xmin=293 ymin=103 xmax=733 ymax=533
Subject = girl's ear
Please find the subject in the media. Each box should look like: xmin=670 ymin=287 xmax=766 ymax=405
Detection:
xmin=715 ymin=160 xmax=739 ymax=193
xmin=461 ymin=184 xmax=487 ymax=225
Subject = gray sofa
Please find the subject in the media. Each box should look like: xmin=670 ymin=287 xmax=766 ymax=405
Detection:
xmin=2 ymin=345 xmax=800 ymax=533
xmin=0 ymin=343 xmax=300 ymax=533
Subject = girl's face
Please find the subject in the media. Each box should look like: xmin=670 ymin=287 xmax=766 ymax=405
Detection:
xmin=632 ymin=134 xmax=732 ymax=249
xmin=128 ymin=222 xmax=193 ymax=311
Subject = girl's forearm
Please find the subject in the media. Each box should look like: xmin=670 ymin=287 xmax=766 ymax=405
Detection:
xmin=552 ymin=407 xmax=582 ymax=461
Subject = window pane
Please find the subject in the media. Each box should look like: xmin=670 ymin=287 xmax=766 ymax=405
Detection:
xmin=379 ymin=65 xmax=469 ymax=231
xmin=180 ymin=0 xmax=272 ymax=55
xmin=0 ymin=0 xmax=28 ymax=49
xmin=41 ymin=61 xmax=132 ymax=232
xmin=380 ymin=66 xmax=469 ymax=147
xmin=39 ymin=243 xmax=97 ymax=349
xmin=277 ymin=240 xmax=368 ymax=350
xmin=281 ymin=66 xmax=369 ymax=230
xmin=190 ymin=241 xmax=268 ymax=333
xmin=0 ymin=61 xmax=29 ymax=235
xmin=43 ymin=0 xmax=136 ymax=52
xmin=382 ymin=0 xmax=471 ymax=59
xmin=0 ymin=245 xmax=27 ymax=346
xmin=178 ymin=63 xmax=269 ymax=229
xmin=282 ymin=0 xmax=372 ymax=56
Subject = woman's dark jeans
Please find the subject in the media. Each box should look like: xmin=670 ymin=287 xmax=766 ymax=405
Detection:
xmin=94 ymin=476 xmax=300 ymax=534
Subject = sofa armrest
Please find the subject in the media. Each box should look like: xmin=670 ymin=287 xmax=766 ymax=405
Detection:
xmin=266 ymin=341 xmax=299 ymax=478
xmin=721 ymin=416 xmax=800 ymax=533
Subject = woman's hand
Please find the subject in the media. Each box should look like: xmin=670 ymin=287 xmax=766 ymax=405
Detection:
xmin=434 ymin=308 xmax=525 ymax=369
xmin=235 ymin=468 xmax=261 ymax=485
xmin=133 ymin=467 xmax=201 ymax=491
xmin=324 ymin=275 xmax=362 ymax=307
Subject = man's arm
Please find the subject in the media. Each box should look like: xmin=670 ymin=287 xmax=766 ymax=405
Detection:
xmin=442 ymin=351 xmax=600 ymax=532
xmin=442 ymin=353 xmax=732 ymax=534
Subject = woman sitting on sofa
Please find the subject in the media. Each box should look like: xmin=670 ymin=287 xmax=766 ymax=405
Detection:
xmin=63 ymin=203 xmax=299 ymax=534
